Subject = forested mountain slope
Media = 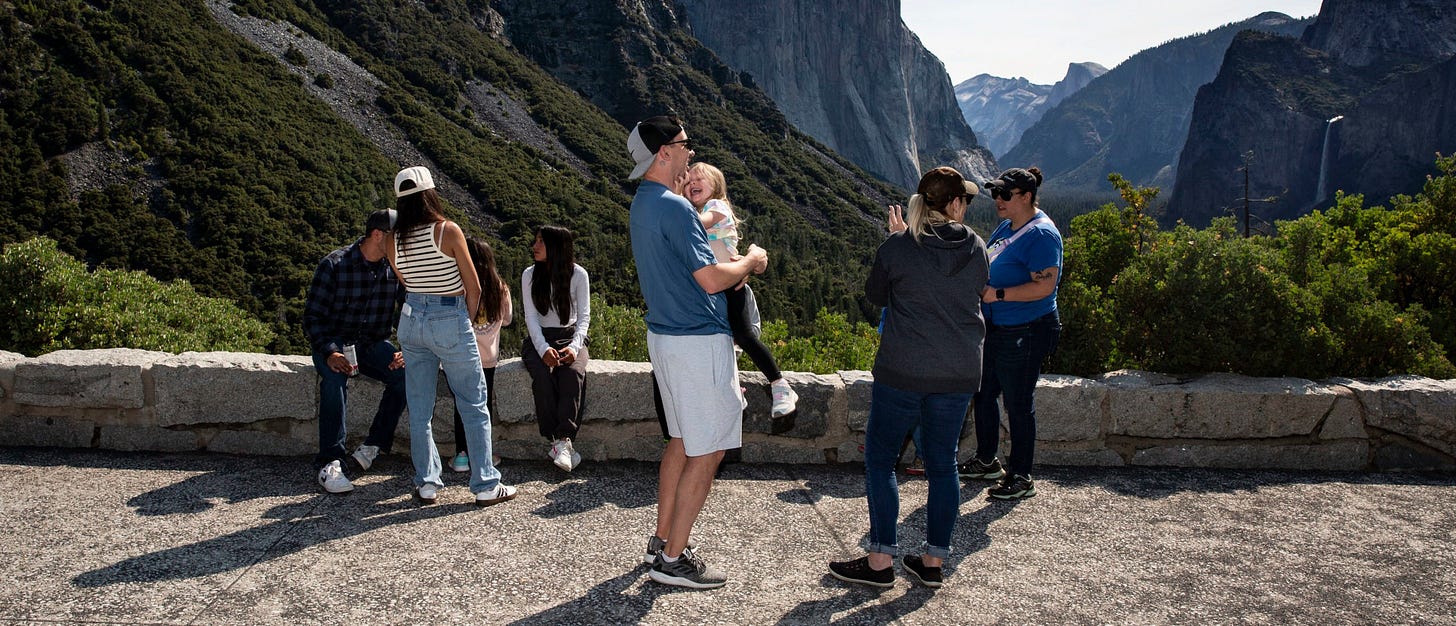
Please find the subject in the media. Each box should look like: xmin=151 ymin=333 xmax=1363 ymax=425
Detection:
xmin=0 ymin=0 xmax=903 ymax=352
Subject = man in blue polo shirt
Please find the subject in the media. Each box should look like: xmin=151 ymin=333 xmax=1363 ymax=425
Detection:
xmin=627 ymin=115 xmax=767 ymax=590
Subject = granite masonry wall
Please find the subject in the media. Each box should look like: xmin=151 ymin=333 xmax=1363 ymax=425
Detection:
xmin=1 ymin=349 xmax=1453 ymax=471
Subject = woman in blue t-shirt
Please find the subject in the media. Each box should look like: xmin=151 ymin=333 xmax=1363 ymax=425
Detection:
xmin=960 ymin=166 xmax=1062 ymax=500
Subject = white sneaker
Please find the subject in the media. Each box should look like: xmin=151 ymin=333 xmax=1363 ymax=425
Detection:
xmin=351 ymin=444 xmax=379 ymax=471
xmin=771 ymin=380 xmax=799 ymax=418
xmin=548 ymin=440 xmax=562 ymax=465
xmin=317 ymin=460 xmax=353 ymax=494
xmin=475 ymin=483 xmax=518 ymax=507
xmin=417 ymin=483 xmax=438 ymax=504
xmin=552 ymin=439 xmax=576 ymax=472
xmin=450 ymin=452 xmax=470 ymax=473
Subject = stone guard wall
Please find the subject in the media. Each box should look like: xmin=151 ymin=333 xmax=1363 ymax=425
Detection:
xmin=2 ymin=349 xmax=1453 ymax=471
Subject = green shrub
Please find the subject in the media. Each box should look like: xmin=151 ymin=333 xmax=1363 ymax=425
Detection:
xmin=282 ymin=44 xmax=306 ymax=66
xmin=755 ymin=309 xmax=879 ymax=375
xmin=1107 ymin=220 xmax=1336 ymax=377
xmin=586 ymin=293 xmax=648 ymax=363
xmin=0 ymin=237 xmax=273 ymax=355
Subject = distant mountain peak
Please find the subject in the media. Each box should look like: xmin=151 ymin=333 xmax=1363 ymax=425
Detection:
xmin=955 ymin=62 xmax=1106 ymax=158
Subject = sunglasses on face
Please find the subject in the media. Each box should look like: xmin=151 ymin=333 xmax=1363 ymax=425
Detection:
xmin=990 ymin=187 xmax=1023 ymax=201
xmin=663 ymin=138 xmax=694 ymax=151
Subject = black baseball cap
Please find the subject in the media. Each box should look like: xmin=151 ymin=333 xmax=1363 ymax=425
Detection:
xmin=984 ymin=167 xmax=1040 ymax=192
xmin=627 ymin=115 xmax=685 ymax=179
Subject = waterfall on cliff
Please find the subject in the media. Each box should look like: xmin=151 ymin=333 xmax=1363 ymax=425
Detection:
xmin=1314 ymin=115 xmax=1345 ymax=207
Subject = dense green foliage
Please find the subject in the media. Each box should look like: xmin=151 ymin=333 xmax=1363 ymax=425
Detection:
xmin=0 ymin=237 xmax=273 ymax=355
xmin=584 ymin=292 xmax=877 ymax=375
xmin=584 ymin=292 xmax=649 ymax=364
xmin=756 ymin=312 xmax=879 ymax=374
xmin=1051 ymin=157 xmax=1456 ymax=379
xmin=1 ymin=1 xmax=400 ymax=354
xmin=0 ymin=0 xmax=900 ymax=360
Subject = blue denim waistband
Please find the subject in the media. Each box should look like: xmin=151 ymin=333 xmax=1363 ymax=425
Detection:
xmin=405 ymin=293 xmax=463 ymax=307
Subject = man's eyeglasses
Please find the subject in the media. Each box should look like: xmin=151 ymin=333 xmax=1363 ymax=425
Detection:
xmin=990 ymin=187 xmax=1023 ymax=201
xmin=664 ymin=138 xmax=694 ymax=151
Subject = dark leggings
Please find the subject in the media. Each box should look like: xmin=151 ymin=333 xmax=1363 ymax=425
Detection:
xmin=727 ymin=285 xmax=781 ymax=381
xmin=452 ymin=367 xmax=496 ymax=455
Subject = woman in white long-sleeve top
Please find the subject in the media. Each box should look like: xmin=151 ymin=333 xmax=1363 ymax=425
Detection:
xmin=520 ymin=224 xmax=591 ymax=472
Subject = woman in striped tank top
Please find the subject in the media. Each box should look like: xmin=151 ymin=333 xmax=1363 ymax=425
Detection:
xmin=385 ymin=166 xmax=517 ymax=507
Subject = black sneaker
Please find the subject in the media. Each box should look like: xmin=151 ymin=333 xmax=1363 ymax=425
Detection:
xmin=900 ymin=555 xmax=943 ymax=588
xmin=958 ymin=457 xmax=1005 ymax=480
xmin=988 ymin=473 xmax=1036 ymax=499
xmin=649 ymin=551 xmax=727 ymax=589
xmin=828 ymin=556 xmax=895 ymax=588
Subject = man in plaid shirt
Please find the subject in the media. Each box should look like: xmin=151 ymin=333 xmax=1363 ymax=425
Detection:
xmin=303 ymin=209 xmax=408 ymax=494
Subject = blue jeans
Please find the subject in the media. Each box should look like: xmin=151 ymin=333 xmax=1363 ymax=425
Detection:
xmin=864 ymin=381 xmax=972 ymax=559
xmin=312 ymin=339 xmax=406 ymax=469
xmin=397 ymin=293 xmax=501 ymax=494
xmin=974 ymin=312 xmax=1061 ymax=477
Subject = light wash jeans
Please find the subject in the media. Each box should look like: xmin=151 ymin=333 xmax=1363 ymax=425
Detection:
xmin=397 ymin=293 xmax=501 ymax=494
xmin=864 ymin=381 xmax=972 ymax=559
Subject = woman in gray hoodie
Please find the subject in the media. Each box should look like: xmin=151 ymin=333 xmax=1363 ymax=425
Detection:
xmin=829 ymin=166 xmax=989 ymax=589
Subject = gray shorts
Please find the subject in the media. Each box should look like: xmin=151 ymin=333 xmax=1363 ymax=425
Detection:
xmin=648 ymin=331 xmax=744 ymax=457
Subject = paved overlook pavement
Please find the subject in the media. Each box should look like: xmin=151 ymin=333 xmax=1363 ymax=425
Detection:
xmin=0 ymin=447 xmax=1453 ymax=625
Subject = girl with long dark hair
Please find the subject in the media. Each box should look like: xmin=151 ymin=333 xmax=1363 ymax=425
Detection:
xmin=521 ymin=224 xmax=591 ymax=472
xmin=448 ymin=237 xmax=512 ymax=473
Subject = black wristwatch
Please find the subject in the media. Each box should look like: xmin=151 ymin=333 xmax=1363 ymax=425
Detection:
xmin=996 ymin=288 xmax=1006 ymax=301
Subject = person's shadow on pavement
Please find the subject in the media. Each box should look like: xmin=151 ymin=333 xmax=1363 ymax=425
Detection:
xmin=776 ymin=578 xmax=934 ymax=625
xmin=73 ymin=462 xmax=491 ymax=587
xmin=505 ymin=564 xmax=682 ymax=625
xmin=774 ymin=465 xmax=869 ymax=505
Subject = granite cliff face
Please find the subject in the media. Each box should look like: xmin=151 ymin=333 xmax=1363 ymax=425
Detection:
xmin=955 ymin=62 xmax=1106 ymax=158
xmin=1167 ymin=0 xmax=1456 ymax=226
xmin=674 ymin=0 xmax=996 ymax=189
xmin=1302 ymin=0 xmax=1456 ymax=67
xmin=1045 ymin=62 xmax=1107 ymax=112
xmin=1001 ymin=12 xmax=1308 ymax=192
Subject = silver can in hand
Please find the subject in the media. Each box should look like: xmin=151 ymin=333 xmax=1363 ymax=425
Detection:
xmin=342 ymin=344 xmax=359 ymax=377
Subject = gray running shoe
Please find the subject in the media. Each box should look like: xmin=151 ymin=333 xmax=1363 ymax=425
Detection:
xmin=989 ymin=473 xmax=1036 ymax=499
xmin=648 ymin=551 xmax=727 ymax=589
xmin=643 ymin=535 xmax=699 ymax=564
xmin=958 ymin=457 xmax=1006 ymax=480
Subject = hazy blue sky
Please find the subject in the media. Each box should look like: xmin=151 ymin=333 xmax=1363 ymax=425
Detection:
xmin=901 ymin=0 xmax=1323 ymax=85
